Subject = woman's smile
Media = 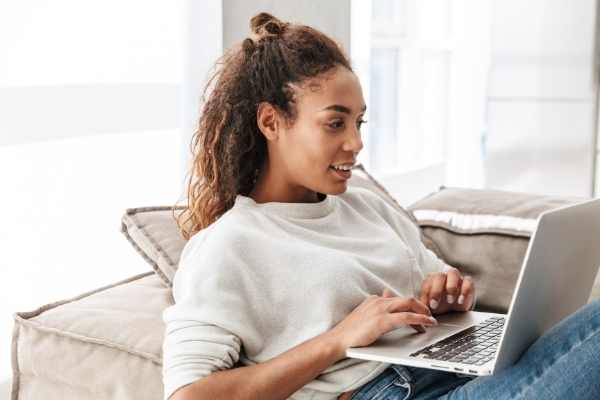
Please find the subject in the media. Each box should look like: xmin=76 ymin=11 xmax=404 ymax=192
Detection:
xmin=328 ymin=165 xmax=352 ymax=180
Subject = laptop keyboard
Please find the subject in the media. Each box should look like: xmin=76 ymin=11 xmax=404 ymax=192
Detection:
xmin=410 ymin=316 xmax=505 ymax=366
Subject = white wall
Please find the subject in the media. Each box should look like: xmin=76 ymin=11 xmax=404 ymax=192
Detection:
xmin=180 ymin=0 xmax=222 ymax=181
xmin=0 ymin=1 xmax=183 ymax=145
xmin=0 ymin=0 xmax=187 ymax=383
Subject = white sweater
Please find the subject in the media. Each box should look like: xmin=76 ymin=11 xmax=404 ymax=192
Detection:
xmin=161 ymin=186 xmax=455 ymax=400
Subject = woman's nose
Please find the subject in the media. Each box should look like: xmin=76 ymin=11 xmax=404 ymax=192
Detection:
xmin=344 ymin=128 xmax=364 ymax=153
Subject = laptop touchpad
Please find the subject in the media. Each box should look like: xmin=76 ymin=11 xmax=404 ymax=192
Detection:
xmin=359 ymin=314 xmax=479 ymax=355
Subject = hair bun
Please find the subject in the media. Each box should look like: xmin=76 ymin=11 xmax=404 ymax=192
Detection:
xmin=249 ymin=12 xmax=289 ymax=41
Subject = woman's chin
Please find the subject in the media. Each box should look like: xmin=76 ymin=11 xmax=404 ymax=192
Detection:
xmin=329 ymin=182 xmax=349 ymax=194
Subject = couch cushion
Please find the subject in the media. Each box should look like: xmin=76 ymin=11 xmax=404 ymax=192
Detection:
xmin=121 ymin=163 xmax=427 ymax=287
xmin=11 ymin=272 xmax=192 ymax=400
xmin=407 ymin=185 xmax=598 ymax=314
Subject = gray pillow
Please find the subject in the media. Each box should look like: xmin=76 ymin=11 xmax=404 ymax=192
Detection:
xmin=407 ymin=185 xmax=593 ymax=314
xmin=121 ymin=164 xmax=423 ymax=287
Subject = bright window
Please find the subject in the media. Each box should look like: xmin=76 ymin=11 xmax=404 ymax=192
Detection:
xmin=356 ymin=0 xmax=453 ymax=174
xmin=352 ymin=0 xmax=491 ymax=204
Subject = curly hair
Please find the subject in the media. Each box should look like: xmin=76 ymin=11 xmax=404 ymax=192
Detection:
xmin=173 ymin=12 xmax=353 ymax=240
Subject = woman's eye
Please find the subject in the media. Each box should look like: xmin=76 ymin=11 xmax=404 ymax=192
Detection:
xmin=328 ymin=119 xmax=368 ymax=130
xmin=329 ymin=120 xmax=344 ymax=129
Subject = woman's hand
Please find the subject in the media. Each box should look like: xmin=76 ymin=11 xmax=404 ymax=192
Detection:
xmin=419 ymin=265 xmax=475 ymax=315
xmin=329 ymin=289 xmax=438 ymax=351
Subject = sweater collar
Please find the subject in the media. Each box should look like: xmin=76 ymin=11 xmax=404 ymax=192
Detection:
xmin=234 ymin=192 xmax=335 ymax=219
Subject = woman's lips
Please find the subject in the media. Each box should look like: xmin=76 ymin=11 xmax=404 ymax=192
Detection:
xmin=329 ymin=166 xmax=352 ymax=179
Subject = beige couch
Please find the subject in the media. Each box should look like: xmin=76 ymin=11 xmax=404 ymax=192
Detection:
xmin=10 ymin=165 xmax=600 ymax=399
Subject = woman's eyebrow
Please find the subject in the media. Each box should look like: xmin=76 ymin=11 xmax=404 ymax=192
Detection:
xmin=319 ymin=104 xmax=367 ymax=114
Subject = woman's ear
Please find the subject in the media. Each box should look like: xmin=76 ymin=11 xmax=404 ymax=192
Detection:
xmin=256 ymin=102 xmax=280 ymax=141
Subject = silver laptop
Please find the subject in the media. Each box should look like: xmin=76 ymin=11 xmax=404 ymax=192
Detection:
xmin=346 ymin=197 xmax=600 ymax=376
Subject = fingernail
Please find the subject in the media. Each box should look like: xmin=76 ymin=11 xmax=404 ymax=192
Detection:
xmin=447 ymin=295 xmax=454 ymax=304
xmin=458 ymin=295 xmax=465 ymax=305
xmin=428 ymin=317 xmax=438 ymax=325
xmin=430 ymin=299 xmax=439 ymax=309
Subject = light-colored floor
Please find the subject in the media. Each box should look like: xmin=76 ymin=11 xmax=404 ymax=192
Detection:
xmin=0 ymin=378 xmax=12 ymax=399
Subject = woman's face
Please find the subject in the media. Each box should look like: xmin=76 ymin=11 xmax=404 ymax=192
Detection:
xmin=255 ymin=65 xmax=366 ymax=203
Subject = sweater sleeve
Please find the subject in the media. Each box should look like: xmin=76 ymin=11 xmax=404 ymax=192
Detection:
xmin=161 ymin=235 xmax=243 ymax=400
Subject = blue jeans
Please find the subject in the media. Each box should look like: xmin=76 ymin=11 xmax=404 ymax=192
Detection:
xmin=349 ymin=298 xmax=600 ymax=400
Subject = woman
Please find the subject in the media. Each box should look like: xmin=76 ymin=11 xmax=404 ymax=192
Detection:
xmin=162 ymin=12 xmax=600 ymax=400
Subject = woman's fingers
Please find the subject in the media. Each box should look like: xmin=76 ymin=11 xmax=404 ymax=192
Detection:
xmin=458 ymin=275 xmax=475 ymax=309
xmin=389 ymin=311 xmax=438 ymax=328
xmin=417 ymin=269 xmax=476 ymax=313
xmin=384 ymin=295 xmax=431 ymax=316
xmin=419 ymin=277 xmax=432 ymax=307
xmin=445 ymin=269 xmax=462 ymax=305
xmin=428 ymin=273 xmax=447 ymax=310
xmin=379 ymin=291 xmax=435 ymax=332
